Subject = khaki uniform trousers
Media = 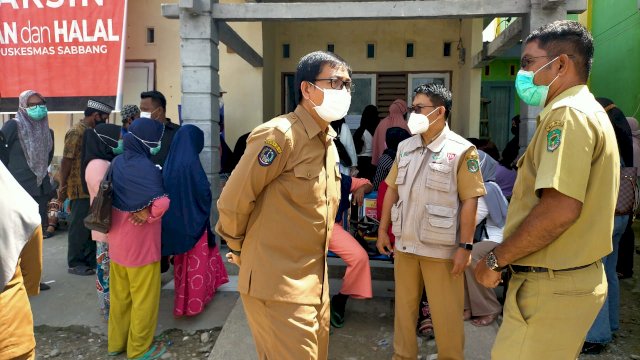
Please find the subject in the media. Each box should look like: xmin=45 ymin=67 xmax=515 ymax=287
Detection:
xmin=492 ymin=261 xmax=606 ymax=360
xmin=241 ymin=293 xmax=330 ymax=360
xmin=393 ymin=251 xmax=464 ymax=360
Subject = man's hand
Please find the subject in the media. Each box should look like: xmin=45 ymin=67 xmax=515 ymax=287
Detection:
xmin=451 ymin=248 xmax=472 ymax=276
xmin=129 ymin=207 xmax=150 ymax=226
xmin=376 ymin=230 xmax=393 ymax=256
xmin=226 ymin=252 xmax=241 ymax=267
xmin=474 ymin=257 xmax=503 ymax=288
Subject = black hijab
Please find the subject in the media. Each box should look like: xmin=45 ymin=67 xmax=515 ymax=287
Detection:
xmin=81 ymin=123 xmax=121 ymax=193
xmin=354 ymin=105 xmax=379 ymax=154
xmin=382 ymin=127 xmax=411 ymax=159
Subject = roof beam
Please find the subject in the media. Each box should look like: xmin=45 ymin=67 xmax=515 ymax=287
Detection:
xmin=542 ymin=0 xmax=563 ymax=9
xmin=210 ymin=0 xmax=588 ymax=21
xmin=472 ymin=18 xmax=523 ymax=68
xmin=218 ymin=22 xmax=264 ymax=67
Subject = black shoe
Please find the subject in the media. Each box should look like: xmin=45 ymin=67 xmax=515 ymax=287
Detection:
xmin=39 ymin=282 xmax=51 ymax=291
xmin=581 ymin=342 xmax=605 ymax=354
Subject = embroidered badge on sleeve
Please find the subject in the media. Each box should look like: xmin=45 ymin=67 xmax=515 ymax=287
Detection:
xmin=465 ymin=153 xmax=479 ymax=173
xmin=258 ymin=146 xmax=278 ymax=166
xmin=547 ymin=129 xmax=562 ymax=152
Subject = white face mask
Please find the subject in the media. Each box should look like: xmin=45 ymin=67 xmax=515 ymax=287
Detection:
xmin=140 ymin=111 xmax=152 ymax=119
xmin=407 ymin=107 xmax=439 ymax=135
xmin=308 ymin=83 xmax=352 ymax=123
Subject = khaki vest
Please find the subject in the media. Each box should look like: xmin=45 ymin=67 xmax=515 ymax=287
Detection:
xmin=392 ymin=128 xmax=474 ymax=259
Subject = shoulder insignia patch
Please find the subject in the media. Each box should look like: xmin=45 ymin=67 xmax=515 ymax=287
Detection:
xmin=466 ymin=158 xmax=479 ymax=173
xmin=547 ymin=129 xmax=562 ymax=152
xmin=447 ymin=153 xmax=456 ymax=162
xmin=545 ymin=119 xmax=565 ymax=132
xmin=258 ymin=146 xmax=278 ymax=166
xmin=264 ymin=139 xmax=282 ymax=154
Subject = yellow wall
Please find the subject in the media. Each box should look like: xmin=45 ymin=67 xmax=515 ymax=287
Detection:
xmin=267 ymin=19 xmax=483 ymax=136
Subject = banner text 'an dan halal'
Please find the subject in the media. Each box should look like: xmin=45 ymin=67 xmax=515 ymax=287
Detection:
xmin=0 ymin=0 xmax=127 ymax=112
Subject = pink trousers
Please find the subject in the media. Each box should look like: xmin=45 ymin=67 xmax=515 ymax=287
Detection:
xmin=329 ymin=224 xmax=372 ymax=299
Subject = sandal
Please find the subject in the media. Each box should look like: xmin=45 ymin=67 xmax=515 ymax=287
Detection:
xmin=68 ymin=266 xmax=96 ymax=276
xmin=417 ymin=318 xmax=434 ymax=339
xmin=330 ymin=303 xmax=345 ymax=328
xmin=129 ymin=343 xmax=167 ymax=360
xmin=471 ymin=313 xmax=498 ymax=327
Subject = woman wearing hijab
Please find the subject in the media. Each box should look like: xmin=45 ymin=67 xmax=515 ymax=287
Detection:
xmin=0 ymin=162 xmax=43 ymax=360
xmin=371 ymin=99 xmax=409 ymax=166
xmin=353 ymin=105 xmax=379 ymax=180
xmin=0 ymin=90 xmax=54 ymax=291
xmin=628 ymin=117 xmax=640 ymax=173
xmin=463 ymin=150 xmax=508 ymax=327
xmin=81 ymin=123 xmax=122 ymax=321
xmin=162 ymin=125 xmax=229 ymax=317
xmin=372 ymin=127 xmax=411 ymax=191
xmin=108 ymin=118 xmax=169 ymax=360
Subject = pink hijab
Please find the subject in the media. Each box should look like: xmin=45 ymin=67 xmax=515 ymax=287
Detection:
xmin=627 ymin=117 xmax=640 ymax=175
xmin=371 ymin=99 xmax=409 ymax=165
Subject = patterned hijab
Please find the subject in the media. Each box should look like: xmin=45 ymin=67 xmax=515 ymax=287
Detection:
xmin=14 ymin=90 xmax=53 ymax=186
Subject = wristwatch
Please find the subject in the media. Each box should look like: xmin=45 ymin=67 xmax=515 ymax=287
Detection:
xmin=458 ymin=242 xmax=473 ymax=251
xmin=486 ymin=251 xmax=505 ymax=272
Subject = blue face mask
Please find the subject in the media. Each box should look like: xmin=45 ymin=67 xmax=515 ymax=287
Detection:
xmin=515 ymin=56 xmax=560 ymax=107
xmin=26 ymin=105 xmax=48 ymax=121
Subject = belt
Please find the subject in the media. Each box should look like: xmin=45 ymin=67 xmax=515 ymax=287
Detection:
xmin=509 ymin=262 xmax=594 ymax=274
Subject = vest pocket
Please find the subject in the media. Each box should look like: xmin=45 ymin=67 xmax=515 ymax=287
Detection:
xmin=420 ymin=204 xmax=457 ymax=246
xmin=391 ymin=200 xmax=403 ymax=238
xmin=395 ymin=158 xmax=410 ymax=185
xmin=426 ymin=162 xmax=452 ymax=192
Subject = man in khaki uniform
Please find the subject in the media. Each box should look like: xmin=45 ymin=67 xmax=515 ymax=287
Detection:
xmin=475 ymin=21 xmax=618 ymax=359
xmin=377 ymin=84 xmax=486 ymax=360
xmin=216 ymin=51 xmax=351 ymax=360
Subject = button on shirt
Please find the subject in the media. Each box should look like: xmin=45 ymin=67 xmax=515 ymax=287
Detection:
xmin=216 ymin=105 xmax=341 ymax=305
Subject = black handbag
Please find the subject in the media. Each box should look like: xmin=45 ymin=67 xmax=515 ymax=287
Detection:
xmin=83 ymin=167 xmax=113 ymax=233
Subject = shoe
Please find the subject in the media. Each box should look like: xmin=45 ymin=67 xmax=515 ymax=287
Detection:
xmin=68 ymin=266 xmax=96 ymax=276
xmin=581 ymin=342 xmax=605 ymax=355
xmin=330 ymin=302 xmax=345 ymax=328
xmin=39 ymin=282 xmax=51 ymax=291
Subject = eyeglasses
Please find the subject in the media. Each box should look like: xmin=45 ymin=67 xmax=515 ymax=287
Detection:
xmin=520 ymin=54 xmax=574 ymax=69
xmin=26 ymin=100 xmax=46 ymax=109
xmin=410 ymin=104 xmax=438 ymax=114
xmin=314 ymin=78 xmax=355 ymax=92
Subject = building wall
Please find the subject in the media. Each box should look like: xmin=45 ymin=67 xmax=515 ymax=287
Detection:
xmin=266 ymin=18 xmax=483 ymax=137
xmin=589 ymin=0 xmax=640 ymax=116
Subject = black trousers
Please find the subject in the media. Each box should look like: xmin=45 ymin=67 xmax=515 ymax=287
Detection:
xmin=617 ymin=219 xmax=635 ymax=277
xmin=67 ymin=198 xmax=96 ymax=268
xmin=33 ymin=194 xmax=51 ymax=229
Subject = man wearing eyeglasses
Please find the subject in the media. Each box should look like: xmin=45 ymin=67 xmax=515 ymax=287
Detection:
xmin=474 ymin=21 xmax=618 ymax=359
xmin=216 ymin=51 xmax=351 ymax=360
xmin=377 ymin=83 xmax=486 ymax=360
xmin=59 ymin=99 xmax=113 ymax=276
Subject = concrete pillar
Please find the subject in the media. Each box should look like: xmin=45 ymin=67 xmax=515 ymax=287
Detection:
xmin=179 ymin=0 xmax=222 ymax=225
xmin=519 ymin=0 xmax=567 ymax=149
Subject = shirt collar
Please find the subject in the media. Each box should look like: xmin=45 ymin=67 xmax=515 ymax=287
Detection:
xmin=426 ymin=124 xmax=450 ymax=153
xmin=294 ymin=105 xmax=336 ymax=140
xmin=538 ymin=84 xmax=589 ymax=121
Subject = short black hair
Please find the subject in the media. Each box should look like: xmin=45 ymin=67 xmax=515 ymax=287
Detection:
xmin=525 ymin=20 xmax=594 ymax=82
xmin=294 ymin=51 xmax=352 ymax=106
xmin=413 ymin=83 xmax=452 ymax=119
xmin=140 ymin=90 xmax=167 ymax=111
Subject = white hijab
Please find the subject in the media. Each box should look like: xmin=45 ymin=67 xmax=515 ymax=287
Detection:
xmin=0 ymin=162 xmax=40 ymax=290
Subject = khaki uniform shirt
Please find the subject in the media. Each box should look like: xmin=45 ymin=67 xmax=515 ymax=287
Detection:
xmin=63 ymin=121 xmax=89 ymax=200
xmin=385 ymin=126 xmax=486 ymax=259
xmin=216 ymin=106 xmax=341 ymax=305
xmin=505 ymin=85 xmax=619 ymax=269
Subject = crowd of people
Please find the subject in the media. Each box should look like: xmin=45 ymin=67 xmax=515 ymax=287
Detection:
xmin=0 ymin=19 xmax=638 ymax=360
